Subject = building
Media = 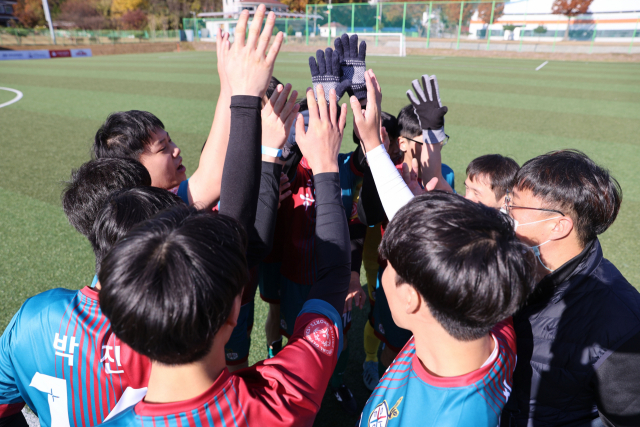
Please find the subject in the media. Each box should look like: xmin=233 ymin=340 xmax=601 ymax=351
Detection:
xmin=222 ymin=0 xmax=288 ymax=15
xmin=0 ymin=0 xmax=17 ymax=27
xmin=468 ymin=0 xmax=640 ymax=42
xmin=319 ymin=22 xmax=347 ymax=38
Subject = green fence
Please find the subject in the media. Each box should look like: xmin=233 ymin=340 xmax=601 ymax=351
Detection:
xmin=0 ymin=28 xmax=181 ymax=46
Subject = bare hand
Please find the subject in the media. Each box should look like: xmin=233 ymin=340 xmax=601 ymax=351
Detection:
xmin=222 ymin=5 xmax=283 ymax=97
xmin=350 ymin=70 xmax=382 ymax=153
xmin=344 ymin=272 xmax=366 ymax=313
xmin=402 ymin=158 xmax=438 ymax=196
xmin=295 ymin=85 xmax=347 ymax=174
xmin=215 ymin=28 xmax=230 ymax=93
xmin=278 ymin=172 xmax=291 ymax=209
xmin=380 ymin=125 xmax=390 ymax=152
xmin=262 ymin=83 xmax=300 ymax=153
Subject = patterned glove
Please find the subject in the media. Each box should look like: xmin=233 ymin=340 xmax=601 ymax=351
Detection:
xmin=406 ymin=74 xmax=448 ymax=144
xmin=334 ymin=33 xmax=367 ymax=100
xmin=309 ymin=48 xmax=351 ymax=103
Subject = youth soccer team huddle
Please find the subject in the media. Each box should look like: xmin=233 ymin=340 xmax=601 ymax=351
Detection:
xmin=2 ymin=5 xmax=640 ymax=427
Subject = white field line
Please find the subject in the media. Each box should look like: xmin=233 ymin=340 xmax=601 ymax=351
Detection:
xmin=431 ymin=56 xmax=446 ymax=60
xmin=0 ymin=87 xmax=23 ymax=109
xmin=535 ymin=61 xmax=549 ymax=71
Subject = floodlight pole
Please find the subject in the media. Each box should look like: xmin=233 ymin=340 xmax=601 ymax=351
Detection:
xmin=629 ymin=17 xmax=639 ymax=54
xmin=486 ymin=0 xmax=496 ymax=50
xmin=41 ymin=0 xmax=56 ymax=45
xmin=456 ymin=1 xmax=464 ymax=50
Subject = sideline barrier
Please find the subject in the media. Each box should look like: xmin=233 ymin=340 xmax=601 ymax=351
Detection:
xmin=0 ymin=48 xmax=92 ymax=60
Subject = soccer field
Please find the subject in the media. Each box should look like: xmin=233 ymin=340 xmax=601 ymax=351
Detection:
xmin=1 ymin=51 xmax=639 ymax=426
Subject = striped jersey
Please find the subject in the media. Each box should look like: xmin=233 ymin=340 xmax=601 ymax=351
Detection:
xmin=96 ymin=299 xmax=343 ymax=427
xmin=0 ymin=285 xmax=150 ymax=427
xmin=359 ymin=318 xmax=516 ymax=427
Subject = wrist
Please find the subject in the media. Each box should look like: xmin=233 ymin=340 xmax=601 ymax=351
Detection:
xmin=262 ymin=154 xmax=285 ymax=165
xmin=311 ymin=161 xmax=339 ymax=174
xmin=362 ymin=135 xmax=382 ymax=152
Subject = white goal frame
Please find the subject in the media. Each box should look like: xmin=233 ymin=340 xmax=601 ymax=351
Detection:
xmin=347 ymin=32 xmax=406 ymax=57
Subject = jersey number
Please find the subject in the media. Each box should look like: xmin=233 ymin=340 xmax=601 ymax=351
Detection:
xmin=29 ymin=373 xmax=71 ymax=427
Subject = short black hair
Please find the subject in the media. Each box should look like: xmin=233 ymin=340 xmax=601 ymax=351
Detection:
xmin=93 ymin=110 xmax=165 ymax=160
xmin=99 ymin=206 xmax=249 ymax=365
xmin=397 ymin=104 xmax=421 ymax=139
xmin=379 ymin=192 xmax=535 ymax=341
xmin=62 ymin=158 xmax=151 ymax=238
xmin=514 ymin=149 xmax=622 ymax=246
xmin=90 ymin=186 xmax=183 ymax=273
xmin=466 ymin=154 xmax=520 ymax=201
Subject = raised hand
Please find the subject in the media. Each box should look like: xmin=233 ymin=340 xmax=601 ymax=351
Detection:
xmin=261 ymin=83 xmax=300 ymax=157
xmin=406 ymin=74 xmax=448 ymax=145
xmin=295 ymin=85 xmax=347 ymax=174
xmin=334 ymin=33 xmax=367 ymax=100
xmin=215 ymin=28 xmax=230 ymax=93
xmin=350 ymin=69 xmax=382 ymax=153
xmin=222 ymin=5 xmax=284 ymax=97
xmin=309 ymin=48 xmax=351 ymax=103
xmin=401 ymin=158 xmax=438 ymax=196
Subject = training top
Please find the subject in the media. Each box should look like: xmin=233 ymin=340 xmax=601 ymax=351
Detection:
xmin=0 ymin=285 xmax=150 ymax=427
xmin=96 ymin=299 xmax=343 ymax=427
xmin=359 ymin=318 xmax=516 ymax=427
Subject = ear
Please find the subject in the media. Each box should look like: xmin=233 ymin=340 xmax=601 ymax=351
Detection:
xmin=225 ymin=294 xmax=242 ymax=328
xmin=398 ymin=137 xmax=407 ymax=153
xmin=550 ymin=216 xmax=574 ymax=241
xmin=398 ymin=284 xmax=421 ymax=315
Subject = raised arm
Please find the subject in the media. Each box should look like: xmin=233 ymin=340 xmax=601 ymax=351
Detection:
xmin=296 ymin=85 xmax=350 ymax=315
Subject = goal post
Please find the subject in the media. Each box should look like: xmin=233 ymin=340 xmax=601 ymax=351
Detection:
xmin=347 ymin=33 xmax=406 ymax=57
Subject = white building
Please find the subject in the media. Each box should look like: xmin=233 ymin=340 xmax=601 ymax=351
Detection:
xmin=319 ymin=22 xmax=348 ymax=38
xmin=222 ymin=0 xmax=288 ymax=15
xmin=468 ymin=0 xmax=640 ymax=42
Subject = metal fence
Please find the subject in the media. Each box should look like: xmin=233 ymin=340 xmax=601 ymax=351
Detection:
xmin=0 ymin=28 xmax=181 ymax=46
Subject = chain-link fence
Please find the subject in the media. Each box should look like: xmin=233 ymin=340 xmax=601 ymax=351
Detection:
xmin=0 ymin=28 xmax=181 ymax=46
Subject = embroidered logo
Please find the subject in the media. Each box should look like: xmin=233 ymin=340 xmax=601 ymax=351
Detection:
xmin=304 ymin=318 xmax=335 ymax=356
xmin=368 ymin=401 xmax=389 ymax=427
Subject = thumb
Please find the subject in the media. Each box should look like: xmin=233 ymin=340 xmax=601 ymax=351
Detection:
xmin=336 ymin=79 xmax=352 ymax=99
xmin=295 ymin=113 xmax=306 ymax=144
xmin=425 ymin=177 xmax=438 ymax=192
xmin=439 ymin=106 xmax=448 ymax=116
xmin=401 ymin=162 xmax=411 ymax=185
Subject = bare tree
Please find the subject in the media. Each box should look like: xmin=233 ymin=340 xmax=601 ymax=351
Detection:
xmin=552 ymin=0 xmax=594 ymax=40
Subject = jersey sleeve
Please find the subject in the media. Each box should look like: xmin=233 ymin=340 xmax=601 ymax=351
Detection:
xmin=0 ymin=312 xmax=26 ymax=417
xmin=441 ymin=163 xmax=455 ymax=192
xmin=169 ymin=180 xmax=190 ymax=205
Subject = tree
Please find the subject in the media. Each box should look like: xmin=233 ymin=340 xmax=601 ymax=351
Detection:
xmin=58 ymin=0 xmax=107 ymax=29
xmin=121 ymin=9 xmax=147 ymax=29
xmin=478 ymin=2 xmax=504 ymax=24
xmin=552 ymin=0 xmax=593 ymax=40
xmin=441 ymin=0 xmax=475 ymax=34
xmin=111 ymin=0 xmax=148 ymax=17
xmin=281 ymin=0 xmax=307 ymax=13
xmin=14 ymin=0 xmax=45 ymax=28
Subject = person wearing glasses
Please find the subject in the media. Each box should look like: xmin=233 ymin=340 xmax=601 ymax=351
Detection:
xmin=500 ymin=149 xmax=640 ymax=427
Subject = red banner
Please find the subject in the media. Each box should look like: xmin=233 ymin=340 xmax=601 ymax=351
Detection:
xmin=49 ymin=50 xmax=71 ymax=58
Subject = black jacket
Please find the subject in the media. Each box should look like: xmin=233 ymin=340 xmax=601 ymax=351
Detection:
xmin=502 ymin=239 xmax=640 ymax=427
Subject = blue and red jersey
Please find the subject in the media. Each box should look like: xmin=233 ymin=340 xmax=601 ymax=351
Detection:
xmin=359 ymin=318 xmax=516 ymax=427
xmin=0 ymin=286 xmax=150 ymax=427
xmin=96 ymin=299 xmax=343 ymax=427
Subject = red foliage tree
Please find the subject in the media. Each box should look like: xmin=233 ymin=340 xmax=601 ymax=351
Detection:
xmin=442 ymin=0 xmax=475 ymax=34
xmin=58 ymin=0 xmax=107 ymax=29
xmin=14 ymin=0 xmax=45 ymax=28
xmin=478 ymin=2 xmax=504 ymax=25
xmin=552 ymin=0 xmax=594 ymax=40
xmin=121 ymin=9 xmax=148 ymax=30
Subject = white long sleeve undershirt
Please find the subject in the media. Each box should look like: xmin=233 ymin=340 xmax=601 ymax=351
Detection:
xmin=365 ymin=144 xmax=414 ymax=221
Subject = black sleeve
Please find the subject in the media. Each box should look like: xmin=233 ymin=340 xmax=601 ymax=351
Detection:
xmin=349 ymin=222 xmax=366 ymax=274
xmin=0 ymin=412 xmax=28 ymax=427
xmin=219 ymin=95 xmax=262 ymax=239
xmin=594 ymin=330 xmax=640 ymax=427
xmin=357 ymin=164 xmax=388 ymax=227
xmin=245 ymin=161 xmax=282 ymax=268
xmin=307 ymin=173 xmax=351 ymax=315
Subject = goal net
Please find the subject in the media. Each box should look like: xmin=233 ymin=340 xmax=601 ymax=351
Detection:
xmin=347 ymin=33 xmax=406 ymax=57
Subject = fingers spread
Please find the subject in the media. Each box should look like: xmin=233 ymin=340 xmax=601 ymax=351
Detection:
xmin=247 ymin=4 xmax=266 ymax=49
xmin=295 ymin=112 xmax=307 ymax=141
xmin=306 ymin=87 xmax=319 ymax=122
xmin=316 ymin=49 xmax=327 ymax=75
xmin=273 ymin=83 xmax=290 ymax=115
xmin=316 ymin=85 xmax=328 ymax=122
xmin=329 ymin=89 xmax=338 ymax=127
xmin=234 ymin=9 xmax=249 ymax=48
xmin=412 ymin=78 xmax=426 ymax=103
xmin=257 ymin=11 xmax=276 ymax=54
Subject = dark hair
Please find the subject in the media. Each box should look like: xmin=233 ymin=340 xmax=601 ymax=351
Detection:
xmin=379 ymin=192 xmax=536 ymax=341
xmin=266 ymin=76 xmax=283 ymax=99
xmin=98 ymin=206 xmax=249 ymax=365
xmin=514 ymin=149 xmax=622 ymax=246
xmin=62 ymin=158 xmax=151 ymax=238
xmin=466 ymin=154 xmax=520 ymax=201
xmin=397 ymin=104 xmax=421 ymax=139
xmin=354 ymin=111 xmax=397 ymax=145
xmin=93 ymin=110 xmax=165 ymax=160
xmin=90 ymin=187 xmax=183 ymax=273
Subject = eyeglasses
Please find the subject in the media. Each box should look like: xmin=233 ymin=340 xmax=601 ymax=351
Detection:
xmin=401 ymin=135 xmax=450 ymax=146
xmin=504 ymin=190 xmax=565 ymax=216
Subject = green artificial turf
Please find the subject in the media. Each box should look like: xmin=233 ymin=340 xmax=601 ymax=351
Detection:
xmin=1 ymin=51 xmax=639 ymax=426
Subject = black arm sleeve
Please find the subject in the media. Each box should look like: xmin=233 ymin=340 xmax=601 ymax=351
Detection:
xmin=307 ymin=172 xmax=351 ymax=315
xmin=357 ymin=164 xmax=388 ymax=227
xmin=245 ymin=161 xmax=282 ymax=268
xmin=219 ymin=95 xmax=262 ymax=239
xmin=594 ymin=330 xmax=640 ymax=427
xmin=0 ymin=412 xmax=28 ymax=427
xmin=349 ymin=222 xmax=366 ymax=274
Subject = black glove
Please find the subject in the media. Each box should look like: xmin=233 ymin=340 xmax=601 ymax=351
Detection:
xmin=334 ymin=33 xmax=367 ymax=100
xmin=406 ymin=74 xmax=448 ymax=144
xmin=309 ymin=48 xmax=351 ymax=103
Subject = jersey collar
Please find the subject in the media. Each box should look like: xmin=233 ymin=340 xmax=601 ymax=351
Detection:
xmin=80 ymin=286 xmax=99 ymax=301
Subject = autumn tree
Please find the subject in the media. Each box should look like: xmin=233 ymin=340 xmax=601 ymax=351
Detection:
xmin=14 ymin=0 xmax=45 ymax=27
xmin=121 ymin=9 xmax=147 ymax=29
xmin=441 ymin=0 xmax=475 ymax=34
xmin=552 ymin=0 xmax=593 ymax=40
xmin=478 ymin=2 xmax=504 ymax=24
xmin=58 ymin=0 xmax=107 ymax=29
xmin=112 ymin=0 xmax=148 ymax=17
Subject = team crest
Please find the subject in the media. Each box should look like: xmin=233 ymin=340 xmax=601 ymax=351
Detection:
xmin=368 ymin=397 xmax=403 ymax=427
xmin=304 ymin=318 xmax=335 ymax=356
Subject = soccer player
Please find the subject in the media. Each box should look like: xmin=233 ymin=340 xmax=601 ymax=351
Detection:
xmin=0 ymin=185 xmax=183 ymax=427
xmin=463 ymin=154 xmax=519 ymax=209
xmin=349 ymin=70 xmax=536 ymax=426
xmin=500 ymin=150 xmax=640 ymax=426
xmin=94 ymin=77 xmax=351 ymax=427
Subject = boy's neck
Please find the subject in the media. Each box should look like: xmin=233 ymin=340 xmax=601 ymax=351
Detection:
xmin=412 ymin=323 xmax=494 ymax=378
xmin=144 ymin=342 xmax=227 ymax=404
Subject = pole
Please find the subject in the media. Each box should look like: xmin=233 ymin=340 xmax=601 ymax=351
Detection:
xmin=456 ymin=1 xmax=464 ymax=50
xmin=426 ymin=1 xmax=432 ymax=48
xmin=629 ymin=17 xmax=639 ymax=54
xmin=327 ymin=6 xmax=331 ymax=47
xmin=518 ymin=0 xmax=529 ymax=52
xmin=285 ymin=17 xmax=288 ymax=43
xmin=589 ymin=23 xmax=597 ymax=53
xmin=375 ymin=3 xmax=380 ymax=47
xmin=305 ymin=5 xmax=309 ymax=45
xmin=486 ymin=0 xmax=495 ymax=50
xmin=401 ymin=2 xmax=407 ymax=38
xmin=41 ymin=0 xmax=56 ymax=44
xmin=351 ymin=3 xmax=355 ymax=33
